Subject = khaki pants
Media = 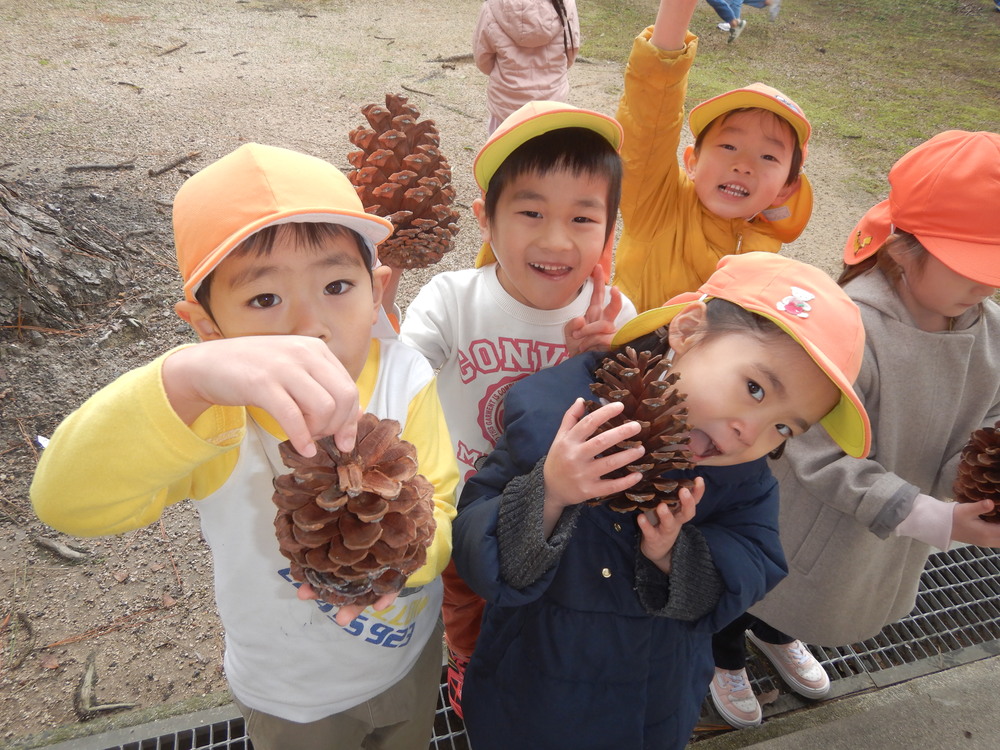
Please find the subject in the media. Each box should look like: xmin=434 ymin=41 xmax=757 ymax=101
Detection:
xmin=235 ymin=619 xmax=444 ymax=750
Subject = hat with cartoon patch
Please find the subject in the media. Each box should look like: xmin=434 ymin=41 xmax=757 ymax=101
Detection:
xmin=689 ymin=83 xmax=813 ymax=243
xmin=843 ymin=130 xmax=1000 ymax=286
xmin=613 ymin=252 xmax=871 ymax=458
xmin=472 ymin=101 xmax=624 ymax=269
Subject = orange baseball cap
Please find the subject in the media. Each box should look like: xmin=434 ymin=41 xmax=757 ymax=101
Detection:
xmin=173 ymin=143 xmax=393 ymax=303
xmin=472 ymin=101 xmax=623 ymax=268
xmin=613 ymin=252 xmax=871 ymax=458
xmin=689 ymin=82 xmax=811 ymax=149
xmin=843 ymin=130 xmax=1000 ymax=286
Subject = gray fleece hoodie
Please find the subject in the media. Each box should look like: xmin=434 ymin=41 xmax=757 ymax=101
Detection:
xmin=749 ymin=269 xmax=1000 ymax=646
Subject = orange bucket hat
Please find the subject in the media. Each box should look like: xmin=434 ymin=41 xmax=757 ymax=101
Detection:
xmin=471 ymin=101 xmax=624 ymax=269
xmin=613 ymin=252 xmax=871 ymax=458
xmin=689 ymin=83 xmax=813 ymax=243
xmin=843 ymin=130 xmax=1000 ymax=286
xmin=173 ymin=143 xmax=393 ymax=303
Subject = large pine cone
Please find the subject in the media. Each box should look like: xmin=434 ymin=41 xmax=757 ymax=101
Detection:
xmin=583 ymin=347 xmax=694 ymax=513
xmin=953 ymin=421 xmax=1000 ymax=523
xmin=347 ymin=93 xmax=459 ymax=269
xmin=272 ymin=413 xmax=437 ymax=606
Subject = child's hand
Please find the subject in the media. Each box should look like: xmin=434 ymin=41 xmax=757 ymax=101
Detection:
xmin=162 ymin=336 xmax=361 ymax=456
xmin=950 ymin=500 xmax=1000 ymax=547
xmin=542 ymin=398 xmax=644 ymax=534
xmin=564 ymin=266 xmax=625 ymax=357
xmin=637 ymin=477 xmax=704 ymax=574
xmin=296 ymin=582 xmax=399 ymax=627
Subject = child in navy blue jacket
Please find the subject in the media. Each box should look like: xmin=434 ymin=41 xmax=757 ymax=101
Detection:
xmin=452 ymin=252 xmax=872 ymax=749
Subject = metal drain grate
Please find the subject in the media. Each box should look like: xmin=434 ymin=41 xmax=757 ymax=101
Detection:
xmin=746 ymin=545 xmax=1000 ymax=696
xmin=75 ymin=669 xmax=467 ymax=750
xmin=50 ymin=546 xmax=1000 ymax=749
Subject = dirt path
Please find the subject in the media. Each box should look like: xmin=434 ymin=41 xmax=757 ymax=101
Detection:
xmin=0 ymin=0 xmax=873 ymax=745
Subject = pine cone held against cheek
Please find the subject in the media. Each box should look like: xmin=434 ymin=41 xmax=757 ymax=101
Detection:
xmin=953 ymin=420 xmax=1000 ymax=523
xmin=272 ymin=413 xmax=437 ymax=606
xmin=584 ymin=347 xmax=695 ymax=513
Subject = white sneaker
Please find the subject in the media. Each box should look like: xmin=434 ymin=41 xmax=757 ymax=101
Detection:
xmin=717 ymin=21 xmax=731 ymax=31
xmin=768 ymin=0 xmax=782 ymax=22
xmin=709 ymin=667 xmax=762 ymax=728
xmin=747 ymin=631 xmax=831 ymax=699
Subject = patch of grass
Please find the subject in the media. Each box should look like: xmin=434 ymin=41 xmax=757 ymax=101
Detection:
xmin=579 ymin=0 xmax=1000 ymax=193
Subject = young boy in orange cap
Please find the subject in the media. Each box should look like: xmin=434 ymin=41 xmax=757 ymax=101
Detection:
xmin=386 ymin=100 xmax=637 ymax=717
xmin=31 ymin=143 xmax=459 ymax=750
xmin=614 ymin=0 xmax=813 ymax=312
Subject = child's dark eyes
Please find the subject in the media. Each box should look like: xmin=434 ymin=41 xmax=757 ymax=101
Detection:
xmin=747 ymin=379 xmax=764 ymax=402
xmin=776 ymin=423 xmax=793 ymax=438
xmin=325 ymin=280 xmax=353 ymax=295
xmin=249 ymin=293 xmax=280 ymax=309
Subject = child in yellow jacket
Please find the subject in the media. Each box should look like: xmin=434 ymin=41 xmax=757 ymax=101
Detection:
xmin=614 ymin=0 xmax=813 ymax=312
xmin=31 ymin=143 xmax=458 ymax=750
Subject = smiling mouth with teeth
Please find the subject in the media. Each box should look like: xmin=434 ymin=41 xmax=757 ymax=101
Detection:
xmin=529 ymin=262 xmax=572 ymax=275
xmin=718 ymin=183 xmax=750 ymax=198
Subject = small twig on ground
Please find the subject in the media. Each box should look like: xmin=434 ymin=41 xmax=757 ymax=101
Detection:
xmin=2 ymin=612 xmax=36 ymax=672
xmin=159 ymin=519 xmax=184 ymax=593
xmin=156 ymin=41 xmax=187 ymax=57
xmin=14 ymin=417 xmax=38 ymax=463
xmin=0 ymin=162 xmax=15 ymax=170
xmin=401 ymin=84 xmax=435 ymax=97
xmin=148 ymin=150 xmax=200 ymax=177
xmin=74 ymin=651 xmax=137 ymax=719
xmin=115 ymin=81 xmax=143 ymax=93
xmin=43 ymin=606 xmax=178 ymax=649
xmin=33 ymin=535 xmax=94 ymax=561
xmin=426 ymin=53 xmax=473 ymax=63
xmin=65 ymin=162 xmax=135 ymax=172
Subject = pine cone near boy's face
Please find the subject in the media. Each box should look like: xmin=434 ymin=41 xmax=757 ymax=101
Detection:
xmin=272 ymin=413 xmax=437 ymax=606
xmin=583 ymin=347 xmax=695 ymax=513
xmin=953 ymin=421 xmax=1000 ymax=523
xmin=347 ymin=93 xmax=459 ymax=269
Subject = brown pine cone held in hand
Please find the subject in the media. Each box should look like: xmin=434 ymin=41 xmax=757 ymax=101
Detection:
xmin=583 ymin=347 xmax=695 ymax=513
xmin=347 ymin=93 xmax=459 ymax=269
xmin=272 ymin=413 xmax=437 ymax=606
xmin=953 ymin=420 xmax=1000 ymax=523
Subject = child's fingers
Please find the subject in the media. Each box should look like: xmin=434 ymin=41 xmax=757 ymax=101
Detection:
xmin=584 ymin=265 xmax=607 ymax=323
xmin=601 ymin=286 xmax=624 ymax=325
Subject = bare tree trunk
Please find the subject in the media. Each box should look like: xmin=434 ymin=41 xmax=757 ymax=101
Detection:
xmin=0 ymin=179 xmax=126 ymax=334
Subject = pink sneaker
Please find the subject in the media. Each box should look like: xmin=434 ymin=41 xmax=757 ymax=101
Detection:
xmin=709 ymin=667 xmax=762 ymax=728
xmin=747 ymin=631 xmax=830 ymax=699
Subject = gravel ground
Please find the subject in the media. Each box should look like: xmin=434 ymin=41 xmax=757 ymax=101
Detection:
xmin=0 ymin=0 xmax=873 ymax=746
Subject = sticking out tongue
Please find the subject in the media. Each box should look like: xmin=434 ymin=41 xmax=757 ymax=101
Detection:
xmin=686 ymin=429 xmax=720 ymax=461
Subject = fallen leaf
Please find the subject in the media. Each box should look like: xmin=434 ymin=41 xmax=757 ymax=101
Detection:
xmin=161 ymin=593 xmax=177 ymax=608
xmin=40 ymin=653 xmax=60 ymax=669
xmin=113 ymin=570 xmax=129 ymax=583
xmin=150 ymin=563 xmax=165 ymax=571
xmin=758 ymin=688 xmax=780 ymax=707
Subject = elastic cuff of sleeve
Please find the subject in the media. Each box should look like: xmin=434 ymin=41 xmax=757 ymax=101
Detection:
xmin=497 ymin=456 xmax=581 ymax=589
xmin=892 ymin=493 xmax=954 ymax=550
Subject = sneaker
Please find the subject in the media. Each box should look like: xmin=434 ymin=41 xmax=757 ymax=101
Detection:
xmin=446 ymin=648 xmax=471 ymax=719
xmin=767 ymin=0 xmax=782 ymax=22
xmin=747 ymin=631 xmax=831 ymax=699
xmin=717 ymin=21 xmax=731 ymax=31
xmin=709 ymin=667 xmax=762 ymax=728
xmin=728 ymin=19 xmax=747 ymax=44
